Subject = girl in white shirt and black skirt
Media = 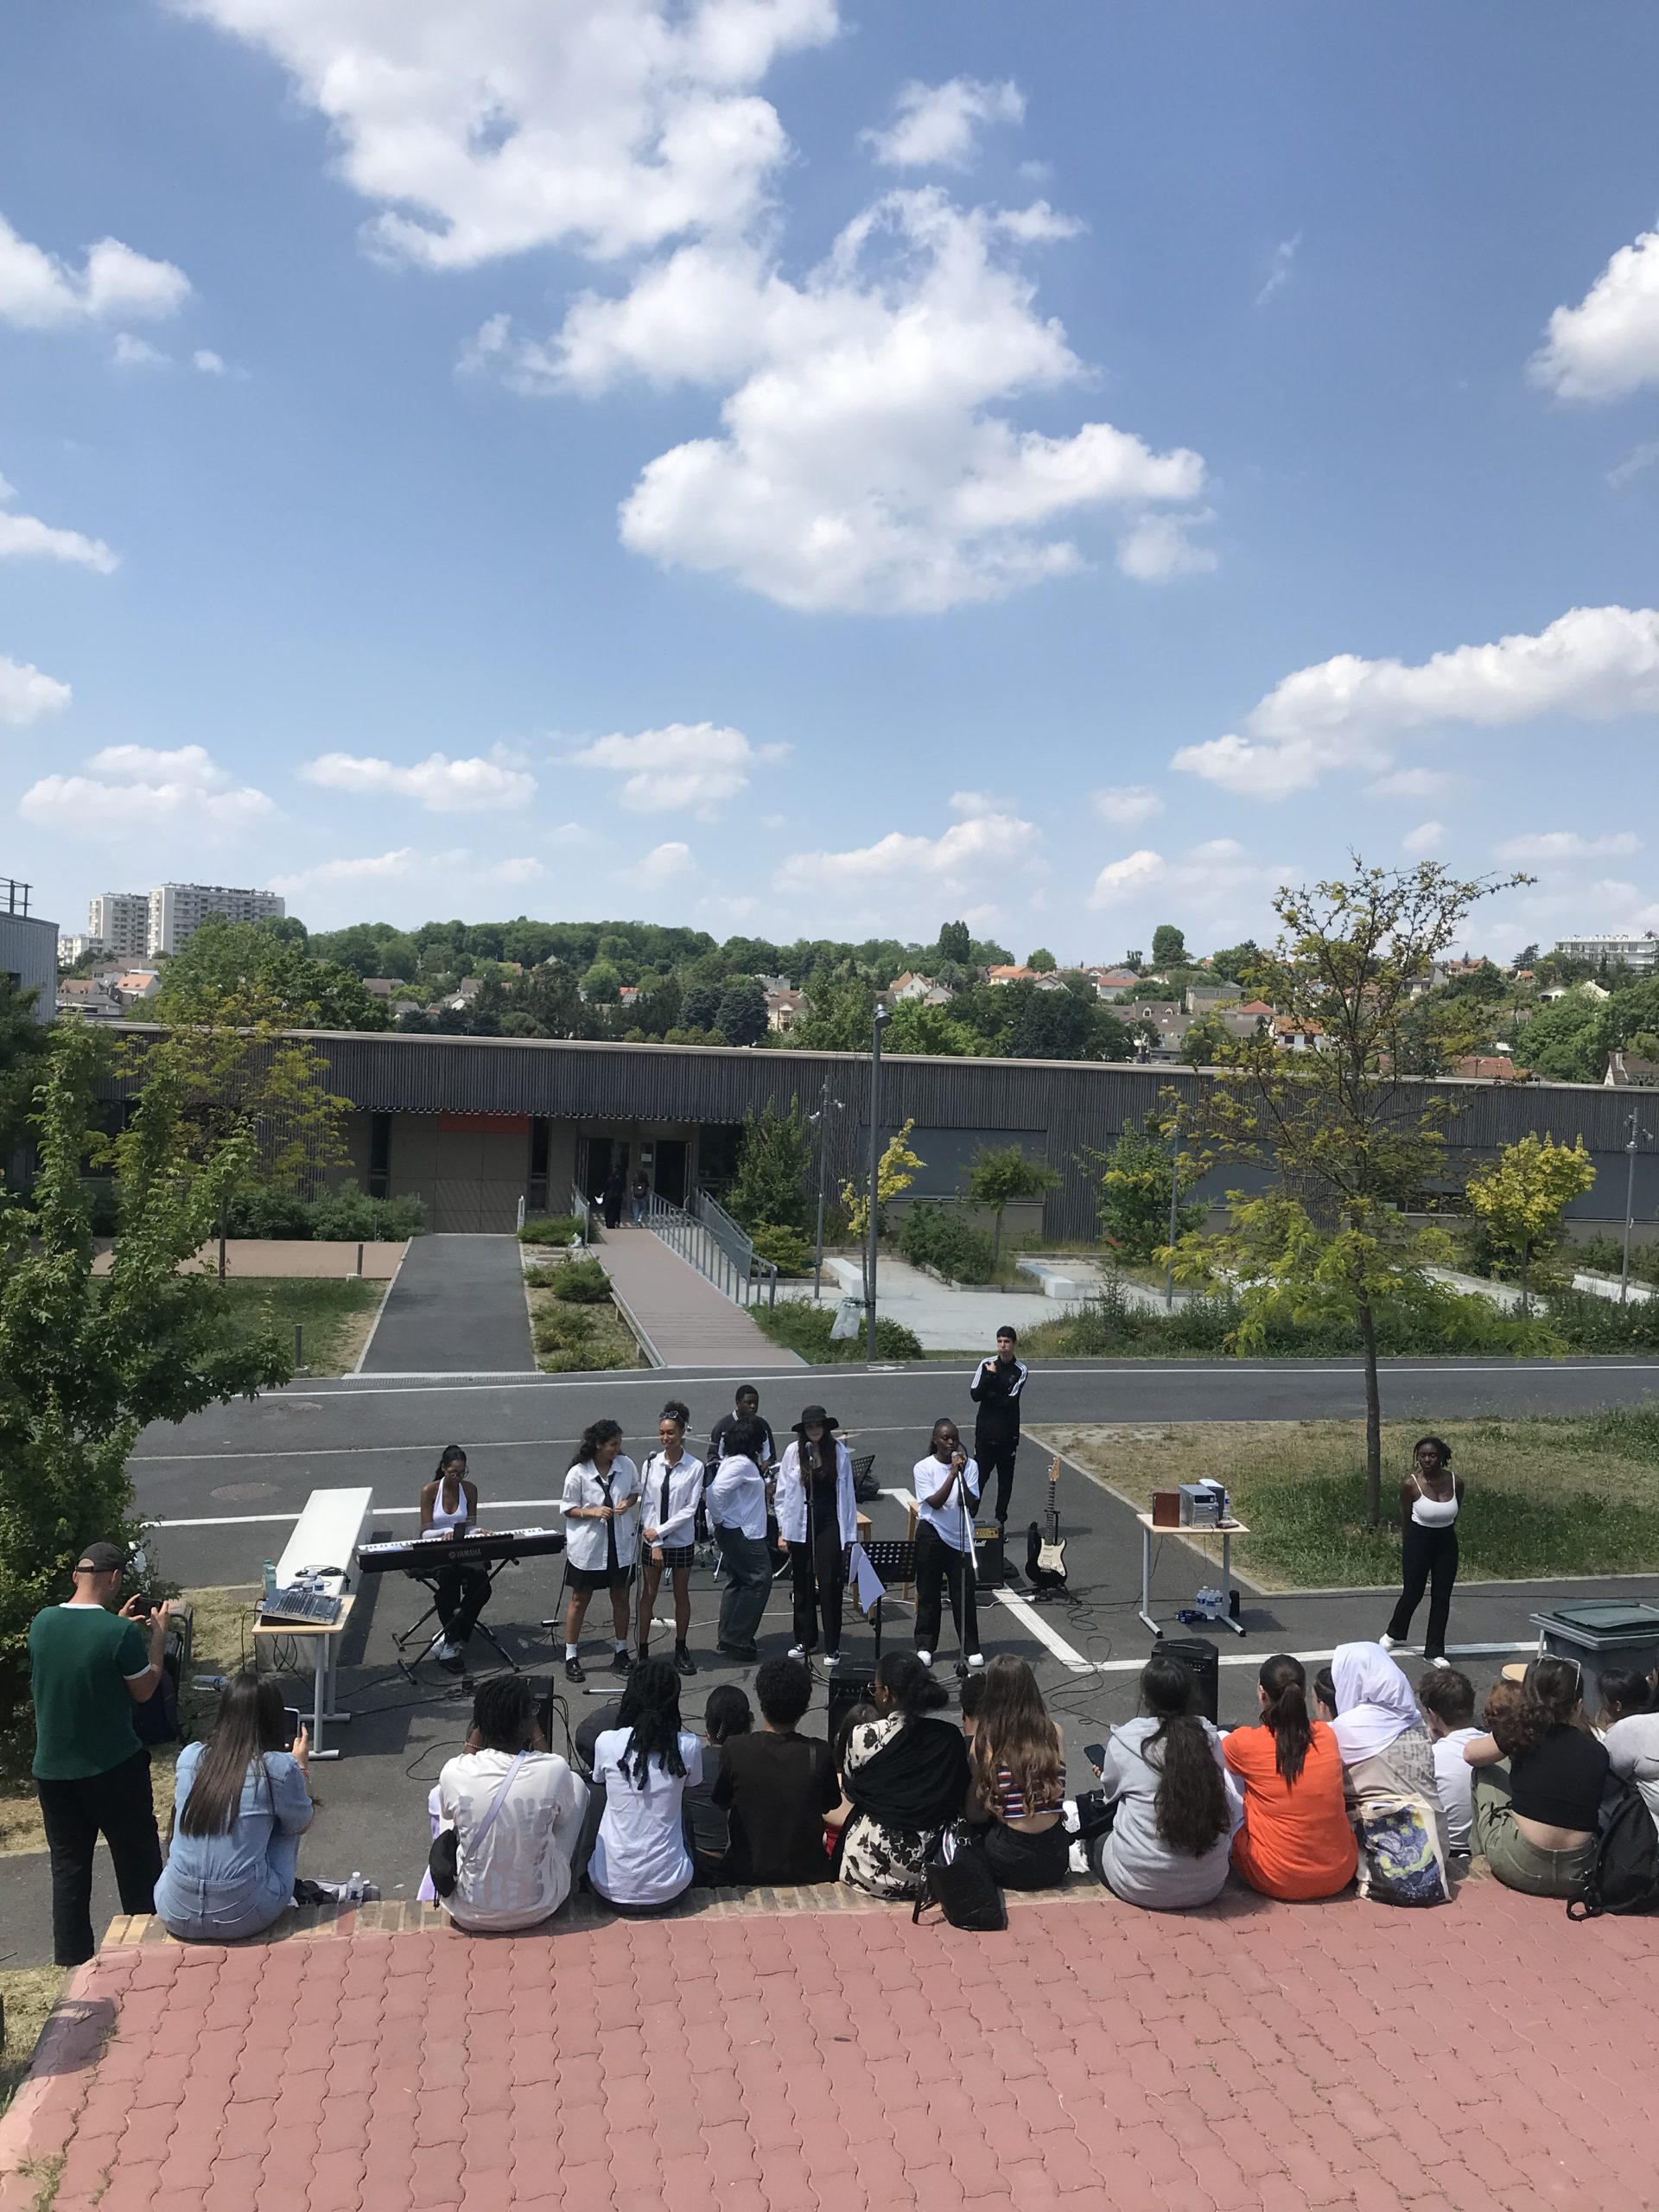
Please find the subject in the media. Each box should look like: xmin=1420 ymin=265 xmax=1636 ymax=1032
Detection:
xmin=638 ymin=1401 xmax=702 ymax=1678
xmin=559 ymin=1421 xmax=642 ymax=1686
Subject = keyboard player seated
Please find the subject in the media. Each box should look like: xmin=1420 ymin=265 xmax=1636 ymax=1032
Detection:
xmin=421 ymin=1446 xmax=490 ymax=1672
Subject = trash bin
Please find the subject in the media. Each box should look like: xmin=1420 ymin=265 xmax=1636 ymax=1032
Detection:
xmin=1529 ymin=1601 xmax=1659 ymax=1704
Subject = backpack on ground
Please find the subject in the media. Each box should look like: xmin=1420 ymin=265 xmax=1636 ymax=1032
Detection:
xmin=1567 ymin=1783 xmax=1659 ymax=1920
xmin=1356 ymin=1794 xmax=1450 ymax=1905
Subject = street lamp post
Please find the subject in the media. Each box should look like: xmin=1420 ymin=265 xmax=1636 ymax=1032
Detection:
xmin=810 ymin=1075 xmax=845 ymax=1302
xmin=1620 ymin=1106 xmax=1651 ymax=1306
xmin=865 ymin=1004 xmax=890 ymax=1363
xmin=1165 ymin=1108 xmax=1181 ymax=1312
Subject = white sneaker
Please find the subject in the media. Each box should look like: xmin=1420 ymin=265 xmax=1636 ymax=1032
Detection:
xmin=1377 ymin=1633 xmax=1399 ymax=1653
xmin=916 ymin=1649 xmax=932 ymax=1668
xmin=788 ymin=1643 xmax=808 ymax=1659
xmin=967 ymin=1653 xmax=985 ymax=1670
xmin=824 ymin=1653 xmax=842 ymax=1670
xmin=1428 ymin=1655 xmax=1451 ymax=1669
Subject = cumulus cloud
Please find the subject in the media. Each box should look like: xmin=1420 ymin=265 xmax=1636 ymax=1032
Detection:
xmin=0 ymin=653 xmax=71 ymax=725
xmin=298 ymin=748 xmax=537 ymax=811
xmin=0 ymin=212 xmax=191 ymax=330
xmin=1088 ymin=837 xmax=1290 ymax=923
xmin=1367 ymin=765 xmax=1458 ymax=801
xmin=1402 ymin=821 xmax=1446 ymax=855
xmin=1172 ymin=605 xmax=1659 ymax=798
xmin=644 ymin=840 xmax=694 ymax=878
xmin=499 ymin=189 xmax=1205 ymax=613
xmin=170 ymin=0 xmax=839 ymax=269
xmin=1532 ymin=228 xmax=1659 ymax=401
xmin=772 ymin=791 xmax=1039 ymax=914
xmin=1093 ymin=785 xmax=1165 ymax=828
xmin=0 ymin=475 xmax=118 ymax=571
xmin=862 ymin=78 xmax=1025 ymax=170
xmin=270 ymin=848 xmax=545 ymax=896
xmin=568 ymin=721 xmax=785 ymax=817
xmin=1491 ymin=830 xmax=1640 ymax=863
xmin=1608 ymin=438 xmax=1659 ymax=489
xmin=1116 ymin=511 xmax=1216 ymax=582
xmin=193 ymin=348 xmax=228 ymax=375
xmin=22 ymin=743 xmax=273 ymax=835
xmin=112 ymin=333 xmax=168 ymax=368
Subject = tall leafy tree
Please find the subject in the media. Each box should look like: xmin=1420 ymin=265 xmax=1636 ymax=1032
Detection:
xmin=963 ymin=1144 xmax=1061 ymax=1269
xmin=1091 ymin=1116 xmax=1205 ymax=1262
xmin=935 ymin=920 xmax=972 ymax=966
xmin=727 ymin=1100 xmax=813 ymax=1232
xmin=1025 ymin=947 xmax=1058 ymax=973
xmin=157 ymin=918 xmax=388 ymax=1032
xmin=0 ymin=976 xmax=52 ymax=1173
xmin=1150 ymin=923 xmax=1188 ymax=969
xmin=715 ymin=975 xmax=768 ymax=1047
xmin=1466 ymin=1133 xmax=1597 ymax=1310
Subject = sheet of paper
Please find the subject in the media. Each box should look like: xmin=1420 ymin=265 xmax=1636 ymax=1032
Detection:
xmin=849 ymin=1541 xmax=886 ymax=1617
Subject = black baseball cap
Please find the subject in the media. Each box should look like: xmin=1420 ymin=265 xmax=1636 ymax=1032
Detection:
xmin=75 ymin=1541 xmax=130 ymax=1574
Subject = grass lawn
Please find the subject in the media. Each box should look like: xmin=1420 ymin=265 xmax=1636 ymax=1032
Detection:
xmin=215 ymin=1277 xmax=387 ymax=1377
xmin=1034 ymin=1406 xmax=1659 ymax=1590
xmin=0 ymin=1965 xmax=69 ymax=2114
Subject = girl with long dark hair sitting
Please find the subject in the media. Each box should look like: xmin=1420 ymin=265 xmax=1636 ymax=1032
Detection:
xmin=155 ymin=1673 xmax=326 ymax=1942
xmin=836 ymin=1651 xmax=972 ymax=1898
xmin=588 ymin=1656 xmax=702 ymax=1914
xmin=1090 ymin=1655 xmax=1237 ymax=1910
xmin=1464 ymin=1656 xmax=1610 ymax=1898
xmin=965 ymin=1656 xmax=1069 ymax=1890
xmin=1223 ymin=1653 xmax=1357 ymax=1901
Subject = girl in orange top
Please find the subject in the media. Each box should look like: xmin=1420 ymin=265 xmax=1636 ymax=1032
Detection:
xmin=1224 ymin=1654 xmax=1358 ymax=1901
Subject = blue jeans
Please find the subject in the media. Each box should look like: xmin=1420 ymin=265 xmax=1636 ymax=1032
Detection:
xmin=154 ymin=1828 xmax=302 ymax=1942
xmin=631 ymin=1196 xmax=647 ymax=1225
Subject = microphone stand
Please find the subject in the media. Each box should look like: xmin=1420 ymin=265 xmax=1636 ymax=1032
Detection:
xmin=955 ymin=1452 xmax=981 ymax=1678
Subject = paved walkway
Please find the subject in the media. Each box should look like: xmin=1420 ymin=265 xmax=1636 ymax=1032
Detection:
xmin=597 ymin=1226 xmax=800 ymax=1368
xmin=4 ymin=1878 xmax=1655 ymax=2212
xmin=358 ymin=1234 xmax=535 ymax=1374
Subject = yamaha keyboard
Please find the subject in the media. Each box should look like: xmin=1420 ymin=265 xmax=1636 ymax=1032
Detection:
xmin=358 ymin=1527 xmax=566 ymax=1573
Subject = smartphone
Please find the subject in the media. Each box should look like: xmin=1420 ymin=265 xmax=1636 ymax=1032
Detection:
xmin=1083 ymin=1741 xmax=1107 ymax=1774
xmin=283 ymin=1707 xmax=303 ymax=1751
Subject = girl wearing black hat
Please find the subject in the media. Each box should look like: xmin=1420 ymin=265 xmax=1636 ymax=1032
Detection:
xmin=776 ymin=1406 xmax=856 ymax=1668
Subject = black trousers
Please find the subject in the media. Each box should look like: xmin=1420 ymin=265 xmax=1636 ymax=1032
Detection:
xmin=435 ymin=1564 xmax=491 ymax=1644
xmin=913 ymin=1522 xmax=979 ymax=1656
xmin=791 ymin=1522 xmax=845 ymax=1655
xmin=37 ymin=1751 xmax=162 ymax=1967
xmin=1387 ymin=1523 xmax=1459 ymax=1660
xmin=976 ymin=1434 xmax=1019 ymax=1524
xmin=982 ymin=1818 xmax=1071 ymax=1891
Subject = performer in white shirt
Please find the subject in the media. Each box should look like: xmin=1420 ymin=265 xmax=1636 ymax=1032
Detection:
xmin=776 ymin=1405 xmax=856 ymax=1668
xmin=706 ymin=1415 xmax=772 ymax=1663
xmin=912 ymin=1417 xmax=984 ymax=1674
xmin=559 ymin=1420 xmax=642 ymax=1687
xmin=638 ymin=1401 xmax=702 ymax=1678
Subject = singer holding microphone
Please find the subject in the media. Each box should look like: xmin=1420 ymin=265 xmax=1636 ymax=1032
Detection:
xmin=559 ymin=1420 xmax=641 ymax=1686
xmin=912 ymin=1418 xmax=984 ymax=1674
xmin=777 ymin=1406 xmax=856 ymax=1669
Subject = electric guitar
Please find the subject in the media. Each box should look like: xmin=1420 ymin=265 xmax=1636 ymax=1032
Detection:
xmin=1026 ymin=1456 xmax=1069 ymax=1596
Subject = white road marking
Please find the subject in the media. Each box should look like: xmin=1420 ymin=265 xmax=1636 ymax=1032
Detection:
xmin=993 ymin=1590 xmax=1096 ymax=1674
xmin=1090 ymin=1638 xmax=1538 ymax=1674
xmin=150 ymin=1498 xmax=564 ymax=1530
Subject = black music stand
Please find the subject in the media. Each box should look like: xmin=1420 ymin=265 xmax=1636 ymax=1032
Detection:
xmin=394 ymin=1555 xmax=521 ymax=1678
xmin=857 ymin=1540 xmax=917 ymax=1664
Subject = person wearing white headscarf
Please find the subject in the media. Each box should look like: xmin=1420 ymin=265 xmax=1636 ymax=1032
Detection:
xmin=1330 ymin=1642 xmax=1449 ymax=1875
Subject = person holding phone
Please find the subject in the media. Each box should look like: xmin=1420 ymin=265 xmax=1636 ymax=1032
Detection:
xmin=419 ymin=1445 xmax=488 ymax=1672
xmin=911 ymin=1417 xmax=984 ymax=1672
xmin=560 ymin=1421 xmax=642 ymax=1685
xmin=155 ymin=1672 xmax=336 ymax=1942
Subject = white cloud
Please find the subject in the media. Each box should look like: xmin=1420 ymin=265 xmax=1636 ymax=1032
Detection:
xmin=1608 ymin=438 xmax=1659 ymax=488
xmin=0 ymin=653 xmax=72 ymax=725
xmin=1088 ymin=848 xmax=1166 ymax=906
xmin=1492 ymin=830 xmax=1640 ymax=863
xmin=0 ymin=213 xmax=191 ymax=330
xmin=773 ymin=791 xmax=1039 ymax=909
xmin=1093 ymin=785 xmax=1165 ymax=828
xmin=1173 ymin=605 xmax=1659 ymax=798
xmin=1366 ymin=765 xmax=1458 ymax=801
xmin=862 ymin=78 xmax=1025 ymax=170
xmin=0 ymin=476 xmax=118 ymax=571
xmin=298 ymin=749 xmax=537 ymax=811
xmin=568 ymin=721 xmax=785 ymax=817
xmin=1253 ymin=233 xmax=1300 ymax=308
xmin=170 ymin=0 xmax=839 ymax=269
xmin=1116 ymin=511 xmax=1216 ymax=582
xmin=193 ymin=348 xmax=227 ymax=375
xmin=22 ymin=744 xmax=273 ymax=836
xmin=1402 ymin=820 xmax=1446 ymax=855
xmin=1088 ymin=838 xmax=1289 ymax=923
xmin=112 ymin=333 xmax=168 ymax=368
xmin=644 ymin=840 xmax=694 ymax=879
xmin=524 ymin=189 xmax=1205 ymax=613
xmin=270 ymin=848 xmax=546 ymax=899
xmin=1532 ymin=229 xmax=1659 ymax=401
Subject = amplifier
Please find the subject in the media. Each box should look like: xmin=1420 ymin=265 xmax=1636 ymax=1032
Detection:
xmin=1151 ymin=1636 xmax=1220 ymax=1725
xmin=973 ymin=1523 xmax=1005 ymax=1592
xmin=828 ymin=1670 xmax=880 ymax=1742
xmin=1179 ymin=1481 xmax=1229 ymax=1528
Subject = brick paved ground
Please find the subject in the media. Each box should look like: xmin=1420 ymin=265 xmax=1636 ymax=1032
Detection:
xmin=2 ymin=1878 xmax=1655 ymax=2212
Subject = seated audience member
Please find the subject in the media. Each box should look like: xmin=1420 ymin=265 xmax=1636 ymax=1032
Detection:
xmin=713 ymin=1659 xmax=838 ymax=1885
xmin=685 ymin=1684 xmax=753 ymax=1883
xmin=966 ymin=1656 xmax=1070 ymax=1891
xmin=1091 ymin=1655 xmax=1237 ymax=1910
xmin=837 ymin=1653 xmax=972 ymax=1899
xmin=959 ymin=1673 xmax=987 ymax=1741
xmin=1417 ymin=1668 xmax=1481 ymax=1857
xmin=588 ymin=1657 xmax=703 ymax=1914
xmin=1465 ymin=1656 xmax=1610 ymax=1899
xmin=1329 ymin=1642 xmax=1451 ymax=1872
xmin=1599 ymin=1668 xmax=1659 ymax=1839
xmin=156 ymin=1674 xmax=325 ymax=1942
xmin=823 ymin=1700 xmax=879 ymax=1859
xmin=1224 ymin=1654 xmax=1358 ymax=1901
xmin=435 ymin=1675 xmax=587 ymax=1933
xmin=1313 ymin=1669 xmax=1338 ymax=1724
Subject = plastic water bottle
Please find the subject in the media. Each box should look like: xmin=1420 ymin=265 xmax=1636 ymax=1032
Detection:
xmin=263 ymin=1561 xmax=277 ymax=1601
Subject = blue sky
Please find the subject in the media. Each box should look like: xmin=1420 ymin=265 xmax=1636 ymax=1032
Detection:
xmin=4 ymin=0 xmax=1659 ymax=962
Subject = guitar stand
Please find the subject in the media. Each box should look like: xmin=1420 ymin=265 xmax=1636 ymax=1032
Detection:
xmin=395 ymin=1560 xmax=521 ymax=1679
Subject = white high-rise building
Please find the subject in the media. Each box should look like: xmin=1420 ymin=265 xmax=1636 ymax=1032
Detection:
xmin=88 ymin=892 xmax=149 ymax=959
xmin=147 ymin=882 xmax=285 ymax=957
xmin=1553 ymin=931 xmax=1659 ymax=973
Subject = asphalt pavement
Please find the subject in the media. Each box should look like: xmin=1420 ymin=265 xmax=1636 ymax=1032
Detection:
xmin=358 ymin=1234 xmax=536 ymax=1375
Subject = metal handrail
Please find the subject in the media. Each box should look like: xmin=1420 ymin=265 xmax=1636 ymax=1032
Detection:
xmin=570 ymin=1182 xmax=601 ymax=1245
xmin=646 ymin=1191 xmax=777 ymax=1309
xmin=694 ymin=1188 xmax=779 ymax=1308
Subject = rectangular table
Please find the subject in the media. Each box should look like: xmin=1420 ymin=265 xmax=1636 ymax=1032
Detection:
xmin=1136 ymin=1512 xmax=1250 ymax=1639
xmin=253 ymin=1486 xmax=373 ymax=1758
xmin=251 ymin=1595 xmax=356 ymax=1759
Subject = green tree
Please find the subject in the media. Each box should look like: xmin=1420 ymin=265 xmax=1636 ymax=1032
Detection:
xmin=785 ymin=971 xmax=876 ymax=1052
xmin=0 ymin=976 xmax=52 ymax=1173
xmin=842 ymin=1121 xmax=924 ymax=1281
xmin=727 ymin=1099 xmax=813 ymax=1233
xmin=1123 ymin=950 xmax=1144 ymax=972
xmin=715 ymin=975 xmax=768 ymax=1047
xmin=581 ymin=959 xmax=622 ymax=1005
xmin=0 ymin=1025 xmax=289 ymax=1728
xmin=1512 ymin=991 xmax=1604 ymax=1082
xmin=1172 ymin=857 xmax=1525 ymax=1525
xmin=1466 ymin=1133 xmax=1597 ymax=1310
xmin=883 ymin=1000 xmax=980 ymax=1056
xmin=681 ymin=979 xmax=723 ymax=1033
xmin=157 ymin=918 xmax=388 ymax=1031
xmin=1150 ymin=924 xmax=1188 ymax=969
xmin=1008 ymin=984 xmax=1094 ymax=1061
xmin=1091 ymin=1116 xmax=1205 ymax=1262
xmin=1209 ymin=939 xmax=1262 ymax=985
xmin=1026 ymin=947 xmax=1058 ymax=973
xmin=963 ymin=1143 xmax=1061 ymax=1269
xmin=935 ymin=920 xmax=972 ymax=966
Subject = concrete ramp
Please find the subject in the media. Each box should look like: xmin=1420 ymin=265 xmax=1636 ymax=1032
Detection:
xmin=597 ymin=1228 xmax=800 ymax=1368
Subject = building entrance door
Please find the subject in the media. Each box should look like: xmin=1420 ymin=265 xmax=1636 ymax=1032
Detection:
xmin=651 ymin=1139 xmax=687 ymax=1206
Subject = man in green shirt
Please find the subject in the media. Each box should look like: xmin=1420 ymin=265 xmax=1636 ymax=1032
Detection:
xmin=29 ymin=1541 xmax=174 ymax=1966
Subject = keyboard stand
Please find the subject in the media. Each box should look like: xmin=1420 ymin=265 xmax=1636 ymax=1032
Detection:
xmin=394 ymin=1557 xmax=522 ymax=1679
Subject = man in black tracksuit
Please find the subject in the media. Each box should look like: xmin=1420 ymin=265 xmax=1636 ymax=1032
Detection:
xmin=969 ymin=1326 xmax=1029 ymax=1528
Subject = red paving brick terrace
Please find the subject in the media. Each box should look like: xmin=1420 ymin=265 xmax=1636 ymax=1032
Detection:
xmin=1 ymin=1879 xmax=1655 ymax=2212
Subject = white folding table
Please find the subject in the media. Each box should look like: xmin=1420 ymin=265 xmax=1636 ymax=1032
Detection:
xmin=252 ymin=1486 xmax=372 ymax=1758
xmin=1136 ymin=1512 xmax=1250 ymax=1639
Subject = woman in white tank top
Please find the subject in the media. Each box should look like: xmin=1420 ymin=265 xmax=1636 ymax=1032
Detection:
xmin=1380 ymin=1437 xmax=1464 ymax=1668
xmin=420 ymin=1446 xmax=489 ymax=1670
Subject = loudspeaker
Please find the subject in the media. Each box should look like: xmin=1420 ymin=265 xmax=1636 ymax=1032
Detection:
xmin=973 ymin=1523 xmax=1004 ymax=1591
xmin=1151 ymin=1636 xmax=1220 ymax=1725
xmin=828 ymin=1669 xmax=879 ymax=1742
